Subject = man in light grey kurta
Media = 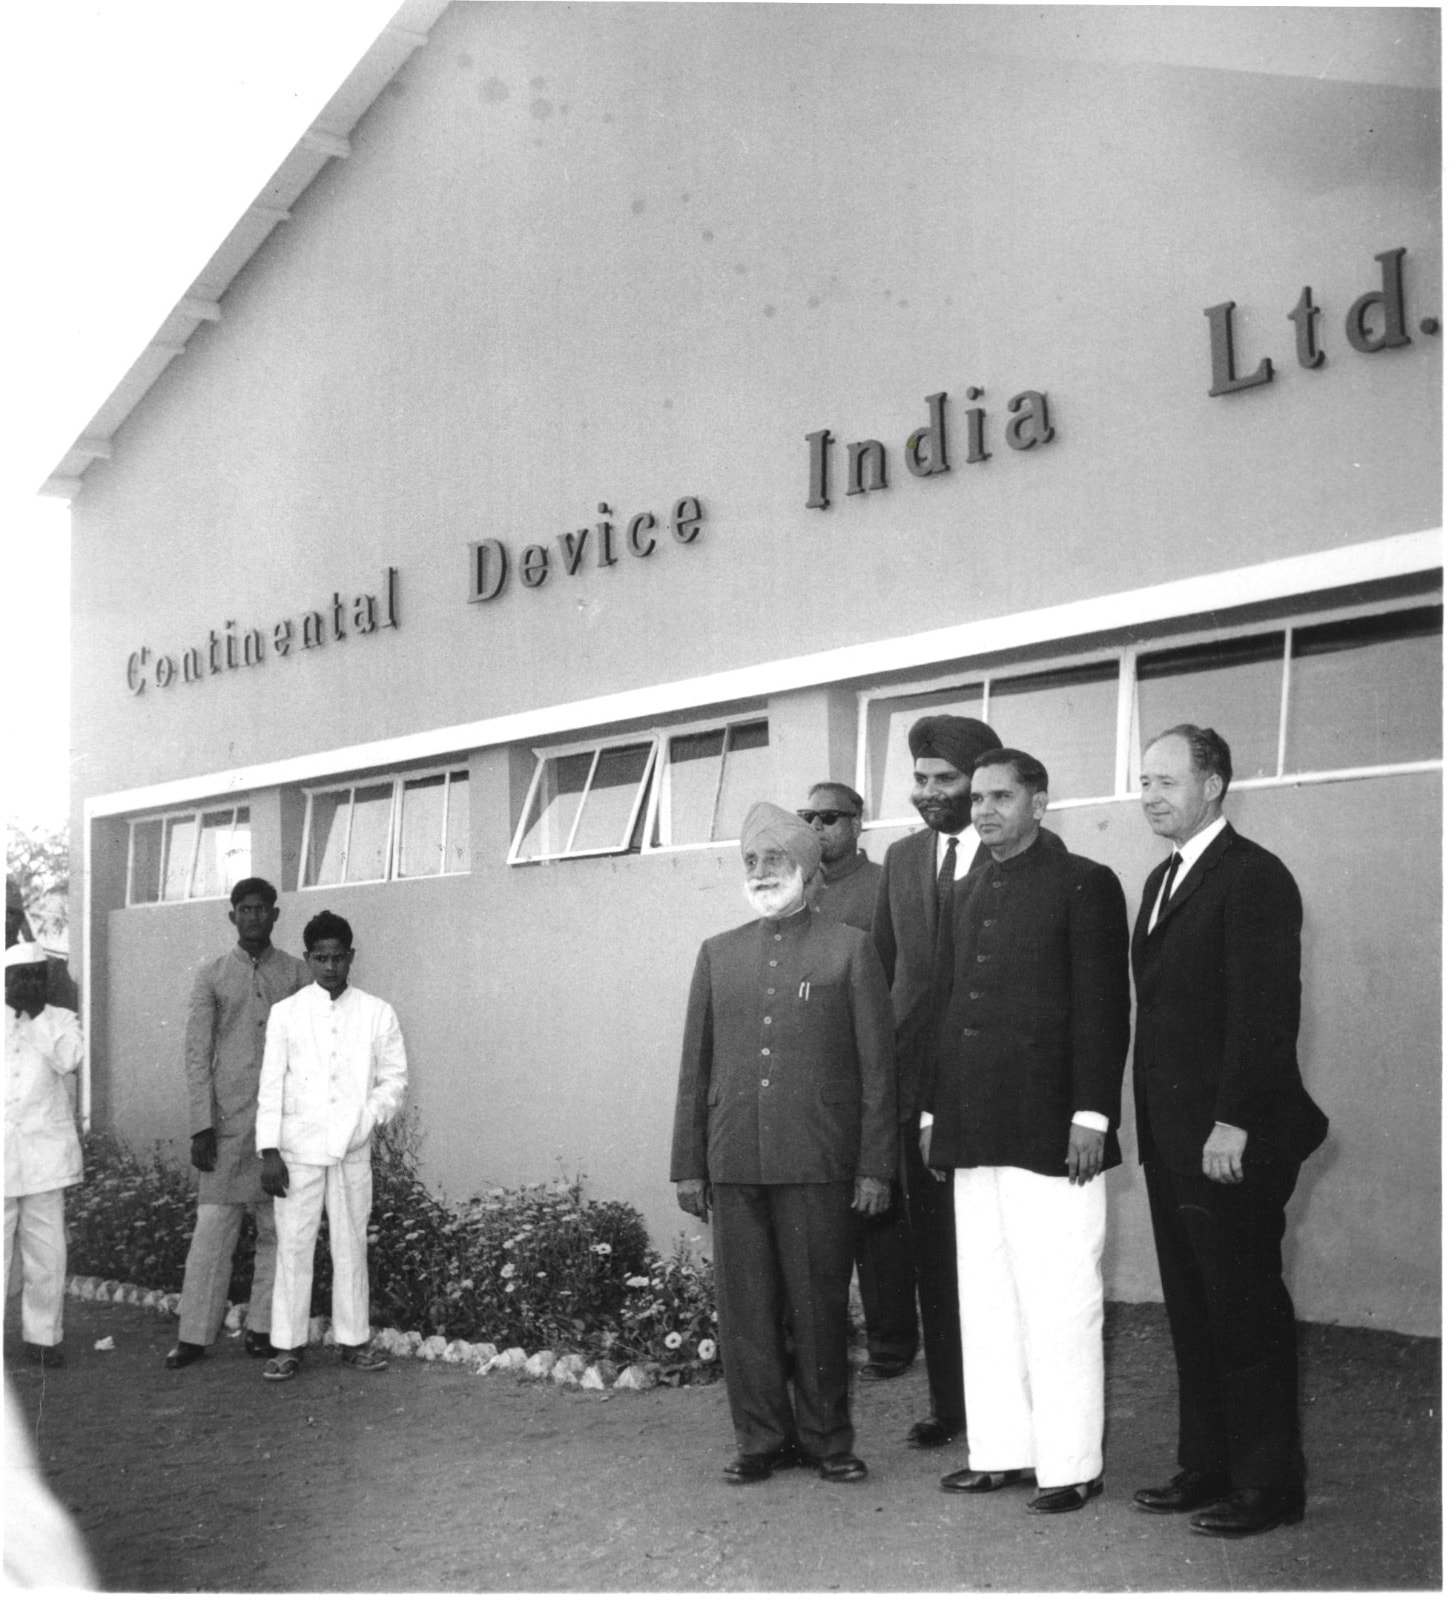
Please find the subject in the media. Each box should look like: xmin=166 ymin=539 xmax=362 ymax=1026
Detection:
xmin=166 ymin=879 xmax=310 ymax=1368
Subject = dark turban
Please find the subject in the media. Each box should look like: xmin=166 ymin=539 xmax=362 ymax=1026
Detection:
xmin=739 ymin=801 xmax=823 ymax=879
xmin=907 ymin=715 xmax=1001 ymax=775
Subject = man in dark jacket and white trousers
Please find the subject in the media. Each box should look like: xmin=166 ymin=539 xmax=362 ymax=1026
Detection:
xmin=1132 ymin=725 xmax=1328 ymax=1537
xmin=927 ymin=749 xmax=1130 ymax=1513
xmin=871 ymin=713 xmax=1003 ymax=1448
xmin=672 ymin=802 xmax=897 ymax=1486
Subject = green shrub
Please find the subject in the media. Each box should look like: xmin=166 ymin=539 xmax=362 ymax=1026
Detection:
xmin=65 ymin=1116 xmax=720 ymax=1380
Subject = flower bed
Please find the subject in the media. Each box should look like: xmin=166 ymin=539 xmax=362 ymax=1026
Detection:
xmin=65 ymin=1115 xmax=720 ymax=1384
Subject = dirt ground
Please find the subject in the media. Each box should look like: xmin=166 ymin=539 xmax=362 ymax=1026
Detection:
xmin=5 ymin=1298 xmax=1439 ymax=1593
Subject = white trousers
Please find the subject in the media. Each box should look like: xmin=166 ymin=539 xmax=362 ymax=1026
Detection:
xmin=178 ymin=1200 xmax=278 ymax=1346
xmin=4 ymin=1190 xmax=67 ymax=1346
xmin=954 ymin=1165 xmax=1106 ymax=1486
xmin=270 ymin=1156 xmax=372 ymax=1352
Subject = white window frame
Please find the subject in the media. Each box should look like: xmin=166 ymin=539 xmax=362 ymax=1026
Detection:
xmin=298 ymin=764 xmax=471 ymax=889
xmin=125 ymin=802 xmax=252 ymax=906
xmin=507 ymin=734 xmax=660 ymax=863
xmin=857 ymin=591 xmax=1442 ymax=827
xmin=641 ymin=712 xmax=771 ymax=855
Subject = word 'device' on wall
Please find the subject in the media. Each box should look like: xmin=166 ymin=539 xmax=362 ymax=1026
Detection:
xmin=468 ymin=497 xmax=705 ymax=603
xmin=125 ymin=568 xmax=400 ymax=696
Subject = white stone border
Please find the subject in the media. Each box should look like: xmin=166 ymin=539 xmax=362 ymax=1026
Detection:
xmin=64 ymin=1275 xmax=658 ymax=1390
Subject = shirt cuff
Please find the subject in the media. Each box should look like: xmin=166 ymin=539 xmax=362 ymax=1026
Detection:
xmin=918 ymin=1112 xmax=934 ymax=1129
xmin=1213 ymin=1120 xmax=1246 ymax=1134
xmin=1071 ymin=1111 xmax=1109 ymax=1133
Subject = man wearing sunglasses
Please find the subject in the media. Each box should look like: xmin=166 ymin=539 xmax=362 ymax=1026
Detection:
xmin=802 ymin=784 xmax=919 ymax=1385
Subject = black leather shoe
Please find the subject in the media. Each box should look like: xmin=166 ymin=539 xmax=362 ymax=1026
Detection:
xmin=1028 ymin=1477 xmax=1104 ymax=1514
xmin=907 ymin=1417 xmax=964 ymax=1449
xmin=941 ymin=1466 xmax=1035 ymax=1494
xmin=244 ymin=1331 xmax=274 ymax=1358
xmin=1190 ymin=1487 xmax=1305 ymax=1537
xmin=817 ymin=1452 xmax=868 ymax=1482
xmin=860 ymin=1355 xmax=913 ymax=1381
xmin=722 ymin=1442 xmax=803 ymax=1484
xmin=1134 ymin=1468 xmax=1232 ymax=1514
xmin=165 ymin=1341 xmax=207 ymax=1370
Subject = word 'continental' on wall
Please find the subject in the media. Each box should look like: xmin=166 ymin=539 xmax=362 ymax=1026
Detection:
xmin=125 ymin=568 xmax=400 ymax=695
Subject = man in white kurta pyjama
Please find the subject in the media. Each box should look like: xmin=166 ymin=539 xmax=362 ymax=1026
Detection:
xmin=5 ymin=942 xmax=84 ymax=1363
xmin=255 ymin=911 xmax=407 ymax=1379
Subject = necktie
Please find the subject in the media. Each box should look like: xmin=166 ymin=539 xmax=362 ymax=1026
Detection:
xmin=935 ymin=836 xmax=959 ymax=929
xmin=1158 ymin=852 xmax=1182 ymax=918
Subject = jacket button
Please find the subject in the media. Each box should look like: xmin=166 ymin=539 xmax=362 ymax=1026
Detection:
xmin=761 ymin=1047 xmax=771 ymax=1056
xmin=763 ymin=1016 xmax=772 ymax=1025
xmin=963 ymin=1027 xmax=979 ymax=1036
xmin=761 ymin=1079 xmax=770 ymax=1087
xmin=969 ymin=991 xmax=981 ymax=1000
xmin=976 ymin=954 xmax=990 ymax=963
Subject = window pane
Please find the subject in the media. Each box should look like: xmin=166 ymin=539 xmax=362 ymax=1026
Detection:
xmin=443 ymin=772 xmax=470 ymax=873
xmin=305 ymin=791 xmax=349 ymax=887
xmin=226 ymin=809 xmax=252 ymax=893
xmin=345 ymin=783 xmax=394 ymax=882
xmin=193 ymin=810 xmax=236 ymax=900
xmin=1288 ymin=606 xmax=1443 ymax=771
xmin=868 ymin=685 xmax=985 ymax=820
xmin=662 ymin=729 xmax=725 ymax=845
xmin=715 ymin=721 xmax=771 ymax=841
xmin=1137 ymin=633 xmax=1283 ymax=781
xmin=129 ymin=819 xmax=164 ymax=904
xmin=571 ymin=743 xmax=652 ymax=853
xmin=398 ymin=775 xmax=446 ymax=878
xmin=162 ymin=815 xmax=198 ymax=902
xmin=517 ymin=751 xmax=593 ymax=859
xmin=990 ymin=662 xmax=1119 ymax=799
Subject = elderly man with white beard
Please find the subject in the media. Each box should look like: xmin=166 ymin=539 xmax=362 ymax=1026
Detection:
xmin=671 ymin=802 xmax=897 ymax=1486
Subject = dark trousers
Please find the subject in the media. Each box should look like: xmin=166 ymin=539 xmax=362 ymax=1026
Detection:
xmin=854 ymin=1180 xmax=920 ymax=1364
xmin=899 ymin=1126 xmax=966 ymax=1429
xmin=712 ymin=1181 xmax=856 ymax=1460
xmin=1145 ymin=1157 xmax=1305 ymax=1491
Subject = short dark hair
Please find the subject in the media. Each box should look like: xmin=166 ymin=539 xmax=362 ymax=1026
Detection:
xmin=303 ymin=910 xmax=354 ymax=951
xmin=973 ymin=747 xmax=1049 ymax=795
xmin=1150 ymin=724 xmax=1233 ymax=795
xmin=807 ymin=781 xmax=864 ymax=815
xmin=230 ymin=877 xmax=278 ymax=907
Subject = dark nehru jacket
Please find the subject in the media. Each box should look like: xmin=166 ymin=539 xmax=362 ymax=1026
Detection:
xmin=809 ymin=850 xmax=882 ymax=935
xmin=670 ymin=908 xmax=896 ymax=1186
xmin=926 ymin=833 xmax=1130 ymax=1175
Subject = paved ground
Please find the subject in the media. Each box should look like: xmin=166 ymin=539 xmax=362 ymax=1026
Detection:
xmin=5 ymin=1299 xmax=1440 ymax=1592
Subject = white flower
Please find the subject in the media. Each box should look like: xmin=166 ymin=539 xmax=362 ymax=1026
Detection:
xmin=500 ymin=1263 xmax=515 ymax=1279
xmin=663 ymin=1331 xmax=683 ymax=1350
xmin=626 ymin=1275 xmax=650 ymax=1288
xmin=697 ymin=1339 xmax=717 ymax=1362
xmin=591 ymin=1242 xmax=612 ymax=1255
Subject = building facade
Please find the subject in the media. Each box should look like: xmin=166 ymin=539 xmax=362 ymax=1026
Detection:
xmin=64 ymin=5 xmax=1441 ymax=1333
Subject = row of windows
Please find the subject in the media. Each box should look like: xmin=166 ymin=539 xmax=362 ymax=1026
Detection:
xmin=123 ymin=595 xmax=1442 ymax=905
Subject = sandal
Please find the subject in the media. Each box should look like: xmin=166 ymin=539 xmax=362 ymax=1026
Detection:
xmin=262 ymin=1354 xmax=301 ymax=1382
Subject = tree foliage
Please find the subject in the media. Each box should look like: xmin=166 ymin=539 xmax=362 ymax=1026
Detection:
xmin=6 ymin=819 xmax=69 ymax=941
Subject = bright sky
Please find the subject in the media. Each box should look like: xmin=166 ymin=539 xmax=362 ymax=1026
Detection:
xmin=3 ymin=0 xmax=402 ymax=833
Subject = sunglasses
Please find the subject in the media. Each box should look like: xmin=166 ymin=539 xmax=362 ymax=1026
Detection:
xmin=797 ymin=809 xmax=860 ymax=825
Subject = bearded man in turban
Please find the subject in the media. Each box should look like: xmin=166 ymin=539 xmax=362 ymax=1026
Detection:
xmin=671 ymin=802 xmax=897 ymax=1486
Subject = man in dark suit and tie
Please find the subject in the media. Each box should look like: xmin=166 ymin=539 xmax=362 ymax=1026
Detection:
xmin=871 ymin=713 xmax=1002 ymax=1448
xmin=672 ymin=802 xmax=896 ymax=1486
xmin=1131 ymin=725 xmax=1328 ymax=1537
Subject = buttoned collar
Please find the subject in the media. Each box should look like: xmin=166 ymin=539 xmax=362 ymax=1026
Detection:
xmin=820 ymin=849 xmax=870 ymax=884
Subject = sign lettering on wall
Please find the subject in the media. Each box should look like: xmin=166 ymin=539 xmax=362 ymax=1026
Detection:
xmin=803 ymin=387 xmax=1055 ymax=509
xmin=467 ymin=496 xmax=705 ymax=603
xmin=125 ymin=568 xmax=399 ymax=695
xmin=1204 ymin=246 xmax=1436 ymax=396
